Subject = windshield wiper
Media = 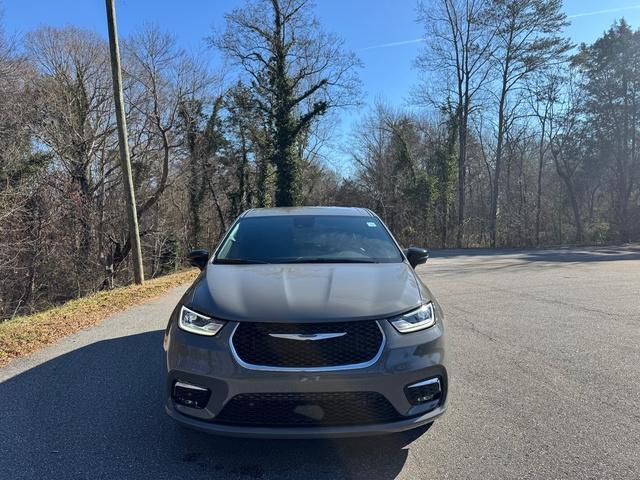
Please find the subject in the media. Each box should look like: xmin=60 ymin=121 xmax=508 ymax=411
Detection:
xmin=282 ymin=258 xmax=377 ymax=264
xmin=214 ymin=258 xmax=270 ymax=264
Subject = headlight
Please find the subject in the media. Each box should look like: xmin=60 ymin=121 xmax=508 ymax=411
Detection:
xmin=389 ymin=303 xmax=436 ymax=333
xmin=178 ymin=306 xmax=225 ymax=336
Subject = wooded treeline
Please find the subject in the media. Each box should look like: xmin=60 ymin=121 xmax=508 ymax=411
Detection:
xmin=1 ymin=0 xmax=639 ymax=319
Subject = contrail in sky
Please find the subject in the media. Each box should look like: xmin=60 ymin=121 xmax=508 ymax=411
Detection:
xmin=568 ymin=5 xmax=640 ymax=18
xmin=360 ymin=4 xmax=640 ymax=51
xmin=360 ymin=38 xmax=425 ymax=52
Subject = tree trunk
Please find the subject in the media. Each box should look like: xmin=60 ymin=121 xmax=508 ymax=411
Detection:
xmin=490 ymin=87 xmax=507 ymax=248
xmin=233 ymin=129 xmax=249 ymax=216
xmin=535 ymin=119 xmax=546 ymax=246
xmin=273 ymin=113 xmax=301 ymax=206
xmin=188 ymin=152 xmax=207 ymax=247
xmin=554 ymin=156 xmax=583 ymax=244
xmin=456 ymin=103 xmax=467 ymax=248
xmin=565 ymin=177 xmax=583 ymax=244
xmin=208 ymin=180 xmax=227 ymax=234
xmin=256 ymin=157 xmax=270 ymax=207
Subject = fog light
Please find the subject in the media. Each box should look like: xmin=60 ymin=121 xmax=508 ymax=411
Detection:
xmin=405 ymin=377 xmax=441 ymax=406
xmin=172 ymin=381 xmax=211 ymax=409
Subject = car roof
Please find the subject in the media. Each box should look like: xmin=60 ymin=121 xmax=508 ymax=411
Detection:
xmin=242 ymin=206 xmax=374 ymax=218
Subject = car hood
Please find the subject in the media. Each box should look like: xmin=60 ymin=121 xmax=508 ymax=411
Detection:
xmin=191 ymin=263 xmax=423 ymax=323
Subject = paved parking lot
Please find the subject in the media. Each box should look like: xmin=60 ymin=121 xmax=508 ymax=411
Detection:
xmin=1 ymin=246 xmax=639 ymax=479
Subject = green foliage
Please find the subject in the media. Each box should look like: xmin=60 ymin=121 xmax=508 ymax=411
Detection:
xmin=573 ymin=20 xmax=640 ymax=242
xmin=212 ymin=0 xmax=361 ymax=207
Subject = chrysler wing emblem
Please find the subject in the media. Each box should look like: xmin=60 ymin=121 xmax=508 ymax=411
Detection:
xmin=268 ymin=332 xmax=347 ymax=341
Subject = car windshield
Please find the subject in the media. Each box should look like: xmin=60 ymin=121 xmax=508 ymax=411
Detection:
xmin=214 ymin=215 xmax=403 ymax=264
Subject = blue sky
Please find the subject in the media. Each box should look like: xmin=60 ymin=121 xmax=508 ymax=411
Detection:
xmin=4 ymin=0 xmax=640 ymax=170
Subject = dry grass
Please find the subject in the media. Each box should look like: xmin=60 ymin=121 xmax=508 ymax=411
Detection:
xmin=0 ymin=269 xmax=198 ymax=368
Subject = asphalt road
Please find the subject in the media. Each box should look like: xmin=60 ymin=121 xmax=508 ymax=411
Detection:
xmin=1 ymin=246 xmax=639 ymax=479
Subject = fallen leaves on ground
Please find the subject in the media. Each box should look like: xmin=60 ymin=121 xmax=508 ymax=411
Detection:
xmin=0 ymin=269 xmax=198 ymax=368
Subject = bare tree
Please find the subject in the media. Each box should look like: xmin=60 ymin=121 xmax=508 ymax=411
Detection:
xmin=26 ymin=27 xmax=114 ymax=203
xmin=349 ymin=102 xmax=436 ymax=242
xmin=100 ymin=25 xmax=216 ymax=281
xmin=487 ymin=0 xmax=570 ymax=246
xmin=0 ymin=20 xmax=47 ymax=316
xmin=415 ymin=0 xmax=495 ymax=247
xmin=125 ymin=27 xmax=211 ymax=214
xmin=547 ymin=72 xmax=587 ymax=243
xmin=527 ymin=72 xmax=562 ymax=245
xmin=26 ymin=27 xmax=116 ymax=288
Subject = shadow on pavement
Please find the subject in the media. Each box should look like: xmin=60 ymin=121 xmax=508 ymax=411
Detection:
xmin=0 ymin=330 xmax=423 ymax=480
xmin=429 ymin=245 xmax=640 ymax=263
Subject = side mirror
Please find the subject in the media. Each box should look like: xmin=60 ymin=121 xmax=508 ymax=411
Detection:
xmin=187 ymin=248 xmax=209 ymax=271
xmin=404 ymin=247 xmax=429 ymax=269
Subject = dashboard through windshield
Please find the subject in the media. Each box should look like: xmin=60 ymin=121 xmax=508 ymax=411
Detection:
xmin=214 ymin=215 xmax=403 ymax=264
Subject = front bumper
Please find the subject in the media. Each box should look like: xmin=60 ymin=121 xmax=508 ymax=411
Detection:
xmin=165 ymin=400 xmax=446 ymax=438
xmin=164 ymin=315 xmax=447 ymax=438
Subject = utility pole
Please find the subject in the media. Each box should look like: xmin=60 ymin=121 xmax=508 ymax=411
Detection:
xmin=105 ymin=0 xmax=145 ymax=284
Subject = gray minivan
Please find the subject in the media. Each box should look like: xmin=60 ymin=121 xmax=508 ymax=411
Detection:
xmin=164 ymin=207 xmax=447 ymax=438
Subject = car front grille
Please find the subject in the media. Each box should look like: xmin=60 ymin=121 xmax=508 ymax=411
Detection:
xmin=214 ymin=392 xmax=401 ymax=427
xmin=230 ymin=320 xmax=384 ymax=369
